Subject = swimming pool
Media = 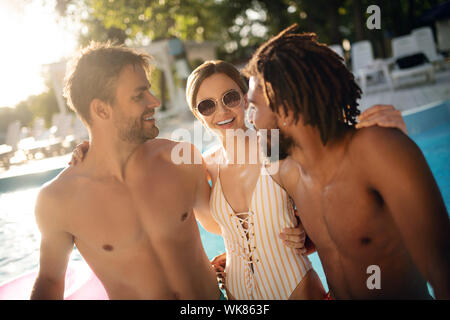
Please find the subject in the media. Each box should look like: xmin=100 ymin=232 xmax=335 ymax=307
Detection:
xmin=403 ymin=100 xmax=450 ymax=213
xmin=0 ymin=100 xmax=449 ymax=294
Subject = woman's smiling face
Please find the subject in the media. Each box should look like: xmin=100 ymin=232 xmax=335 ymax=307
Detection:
xmin=194 ymin=73 xmax=248 ymax=136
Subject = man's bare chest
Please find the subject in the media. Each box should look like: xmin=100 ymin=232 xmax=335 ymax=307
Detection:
xmin=65 ymin=183 xmax=195 ymax=253
xmin=293 ymin=175 xmax=391 ymax=259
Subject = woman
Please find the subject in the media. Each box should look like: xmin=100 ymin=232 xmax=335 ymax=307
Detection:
xmin=71 ymin=60 xmax=407 ymax=300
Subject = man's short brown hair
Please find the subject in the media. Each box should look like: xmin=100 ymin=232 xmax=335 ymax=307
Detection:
xmin=63 ymin=41 xmax=152 ymax=125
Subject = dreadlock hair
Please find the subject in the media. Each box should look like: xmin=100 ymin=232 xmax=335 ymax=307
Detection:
xmin=243 ymin=24 xmax=362 ymax=145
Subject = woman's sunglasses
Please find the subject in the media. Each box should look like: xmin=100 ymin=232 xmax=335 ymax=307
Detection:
xmin=195 ymin=89 xmax=242 ymax=116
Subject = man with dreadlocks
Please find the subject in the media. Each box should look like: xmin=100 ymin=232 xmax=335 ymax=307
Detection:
xmin=243 ymin=24 xmax=450 ymax=299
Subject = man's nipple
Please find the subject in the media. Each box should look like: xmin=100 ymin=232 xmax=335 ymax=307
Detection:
xmin=103 ymin=244 xmax=114 ymax=251
xmin=181 ymin=212 xmax=189 ymax=221
xmin=360 ymin=237 xmax=372 ymax=245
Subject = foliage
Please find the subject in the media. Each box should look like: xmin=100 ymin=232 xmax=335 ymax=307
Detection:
xmin=2 ymin=0 xmax=447 ymax=134
xmin=0 ymin=79 xmax=60 ymax=140
xmin=57 ymin=0 xmax=448 ymax=62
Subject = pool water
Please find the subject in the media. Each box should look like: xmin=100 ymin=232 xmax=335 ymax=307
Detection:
xmin=0 ymin=118 xmax=448 ymax=295
xmin=411 ymin=122 xmax=450 ymax=213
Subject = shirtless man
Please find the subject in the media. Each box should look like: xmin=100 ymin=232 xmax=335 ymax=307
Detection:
xmin=244 ymin=25 xmax=450 ymax=299
xmin=30 ymin=43 xmax=220 ymax=299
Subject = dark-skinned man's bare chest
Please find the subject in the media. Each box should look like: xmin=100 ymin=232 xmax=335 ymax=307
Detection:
xmin=292 ymin=166 xmax=400 ymax=261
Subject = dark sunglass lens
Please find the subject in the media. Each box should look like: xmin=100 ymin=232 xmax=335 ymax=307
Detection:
xmin=223 ymin=90 xmax=241 ymax=107
xmin=197 ymin=99 xmax=216 ymax=116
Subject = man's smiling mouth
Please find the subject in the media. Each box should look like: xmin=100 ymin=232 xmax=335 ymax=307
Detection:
xmin=143 ymin=115 xmax=155 ymax=121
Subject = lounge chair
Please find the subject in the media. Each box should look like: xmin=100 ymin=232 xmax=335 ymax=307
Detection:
xmin=19 ymin=117 xmax=61 ymax=159
xmin=411 ymin=27 xmax=446 ymax=69
xmin=390 ymin=35 xmax=435 ymax=88
xmin=436 ymin=19 xmax=450 ymax=54
xmin=49 ymin=113 xmax=75 ymax=155
xmin=351 ymin=40 xmax=393 ymax=92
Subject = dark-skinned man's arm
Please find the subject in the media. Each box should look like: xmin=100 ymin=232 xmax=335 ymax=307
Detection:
xmin=358 ymin=127 xmax=450 ymax=299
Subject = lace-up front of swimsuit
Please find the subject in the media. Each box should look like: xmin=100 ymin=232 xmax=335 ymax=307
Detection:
xmin=210 ymin=165 xmax=312 ymax=300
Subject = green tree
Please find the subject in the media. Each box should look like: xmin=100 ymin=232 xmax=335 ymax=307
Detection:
xmin=58 ymin=0 xmax=225 ymax=44
xmin=56 ymin=0 xmax=448 ymax=62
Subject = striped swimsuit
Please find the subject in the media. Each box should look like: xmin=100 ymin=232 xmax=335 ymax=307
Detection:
xmin=210 ymin=164 xmax=312 ymax=300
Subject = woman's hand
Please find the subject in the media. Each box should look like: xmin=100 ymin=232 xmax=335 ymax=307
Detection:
xmin=356 ymin=104 xmax=408 ymax=135
xmin=279 ymin=223 xmax=307 ymax=255
xmin=68 ymin=141 xmax=90 ymax=166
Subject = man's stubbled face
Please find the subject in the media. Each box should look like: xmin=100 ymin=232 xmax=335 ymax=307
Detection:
xmin=115 ymin=110 xmax=158 ymax=144
xmin=247 ymin=76 xmax=295 ymax=162
xmin=112 ymin=64 xmax=160 ymax=144
xmin=261 ymin=126 xmax=296 ymax=162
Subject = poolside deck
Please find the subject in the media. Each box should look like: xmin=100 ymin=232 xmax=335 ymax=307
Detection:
xmin=359 ymin=67 xmax=450 ymax=112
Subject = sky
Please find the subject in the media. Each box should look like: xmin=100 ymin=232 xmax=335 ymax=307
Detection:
xmin=0 ymin=0 xmax=80 ymax=108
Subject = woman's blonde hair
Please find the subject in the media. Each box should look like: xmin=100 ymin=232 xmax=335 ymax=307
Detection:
xmin=186 ymin=60 xmax=248 ymax=114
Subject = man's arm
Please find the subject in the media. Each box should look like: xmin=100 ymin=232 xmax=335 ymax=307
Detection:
xmin=30 ymin=187 xmax=74 ymax=300
xmin=358 ymin=127 xmax=450 ymax=299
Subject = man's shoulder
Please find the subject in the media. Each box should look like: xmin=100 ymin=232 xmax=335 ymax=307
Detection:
xmin=125 ymin=140 xmax=206 ymax=198
xmin=38 ymin=167 xmax=83 ymax=200
xmin=139 ymin=137 xmax=178 ymax=156
xmin=348 ymin=126 xmax=422 ymax=171
xmin=132 ymin=138 xmax=198 ymax=163
xmin=278 ymin=157 xmax=302 ymax=192
xmin=127 ymin=139 xmax=203 ymax=178
xmin=35 ymin=167 xmax=83 ymax=224
xmin=352 ymin=125 xmax=405 ymax=144
xmin=350 ymin=126 xmax=416 ymax=156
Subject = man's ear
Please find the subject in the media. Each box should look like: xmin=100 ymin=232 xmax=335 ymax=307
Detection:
xmin=278 ymin=103 xmax=295 ymax=127
xmin=90 ymin=99 xmax=111 ymax=121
